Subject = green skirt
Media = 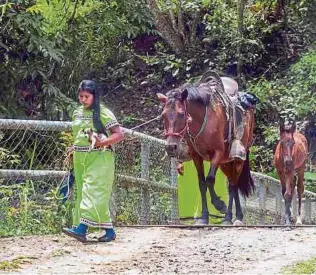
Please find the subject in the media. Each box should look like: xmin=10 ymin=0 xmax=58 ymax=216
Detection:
xmin=72 ymin=148 xmax=115 ymax=229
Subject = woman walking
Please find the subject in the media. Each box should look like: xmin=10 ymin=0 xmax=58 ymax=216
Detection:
xmin=62 ymin=80 xmax=124 ymax=243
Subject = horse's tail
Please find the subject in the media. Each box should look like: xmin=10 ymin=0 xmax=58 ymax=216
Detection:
xmin=237 ymin=150 xmax=255 ymax=198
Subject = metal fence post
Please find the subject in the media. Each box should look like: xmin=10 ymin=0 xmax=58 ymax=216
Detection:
xmin=140 ymin=141 xmax=150 ymax=225
xmin=275 ymin=184 xmax=283 ymax=223
xmin=258 ymin=180 xmax=266 ymax=224
xmin=304 ymin=197 xmax=312 ymax=224
xmin=170 ymin=158 xmax=179 ymax=224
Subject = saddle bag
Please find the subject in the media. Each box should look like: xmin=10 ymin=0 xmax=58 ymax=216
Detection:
xmin=238 ymin=92 xmax=259 ymax=110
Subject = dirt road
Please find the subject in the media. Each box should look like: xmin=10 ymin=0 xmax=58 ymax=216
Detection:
xmin=1 ymin=227 xmax=316 ymax=274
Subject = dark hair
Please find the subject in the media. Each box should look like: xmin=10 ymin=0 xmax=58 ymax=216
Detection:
xmin=78 ymin=80 xmax=104 ymax=133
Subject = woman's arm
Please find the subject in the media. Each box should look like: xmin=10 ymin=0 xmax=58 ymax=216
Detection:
xmin=94 ymin=126 xmax=124 ymax=147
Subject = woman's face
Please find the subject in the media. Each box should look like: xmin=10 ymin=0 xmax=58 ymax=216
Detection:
xmin=78 ymin=90 xmax=94 ymax=109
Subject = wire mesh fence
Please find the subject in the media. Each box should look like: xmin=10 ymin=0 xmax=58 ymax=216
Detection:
xmin=0 ymin=118 xmax=315 ymax=237
xmin=0 ymin=119 xmax=178 ymax=236
xmin=242 ymin=172 xmax=316 ymax=225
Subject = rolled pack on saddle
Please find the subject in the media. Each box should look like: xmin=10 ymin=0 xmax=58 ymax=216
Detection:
xmin=179 ymin=70 xmax=259 ymax=162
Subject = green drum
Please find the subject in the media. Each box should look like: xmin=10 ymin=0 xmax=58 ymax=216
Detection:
xmin=177 ymin=161 xmax=228 ymax=224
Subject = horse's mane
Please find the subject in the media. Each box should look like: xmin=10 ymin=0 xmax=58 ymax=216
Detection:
xmin=166 ymin=74 xmax=223 ymax=107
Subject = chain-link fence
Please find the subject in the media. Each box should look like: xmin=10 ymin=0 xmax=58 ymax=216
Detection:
xmin=243 ymin=172 xmax=316 ymax=225
xmin=0 ymin=119 xmax=178 ymax=236
xmin=0 ymin=119 xmax=315 ymax=237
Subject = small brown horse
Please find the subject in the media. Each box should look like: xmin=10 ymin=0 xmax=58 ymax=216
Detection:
xmin=274 ymin=121 xmax=308 ymax=226
xmin=157 ymin=75 xmax=255 ymax=225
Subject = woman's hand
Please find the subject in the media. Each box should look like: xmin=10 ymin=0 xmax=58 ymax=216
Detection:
xmin=177 ymin=162 xmax=184 ymax=175
xmin=94 ymin=136 xmax=105 ymax=148
xmin=95 ymin=126 xmax=124 ymax=148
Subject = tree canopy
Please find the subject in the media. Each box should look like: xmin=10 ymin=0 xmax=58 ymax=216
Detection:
xmin=0 ymin=0 xmax=315 ymax=173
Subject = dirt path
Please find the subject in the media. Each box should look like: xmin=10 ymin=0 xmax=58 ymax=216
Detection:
xmin=1 ymin=227 xmax=316 ymax=274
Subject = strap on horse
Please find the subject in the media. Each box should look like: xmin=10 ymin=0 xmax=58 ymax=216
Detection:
xmin=199 ymin=70 xmax=235 ymax=144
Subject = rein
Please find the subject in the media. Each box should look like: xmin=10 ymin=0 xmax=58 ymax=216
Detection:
xmin=164 ymin=102 xmax=192 ymax=138
xmin=130 ymin=115 xmax=162 ymax=131
xmin=187 ymin=105 xmax=209 ymax=159
xmin=164 ymin=100 xmax=209 ymax=159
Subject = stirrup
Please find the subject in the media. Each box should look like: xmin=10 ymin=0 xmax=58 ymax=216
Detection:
xmin=229 ymin=139 xmax=246 ymax=160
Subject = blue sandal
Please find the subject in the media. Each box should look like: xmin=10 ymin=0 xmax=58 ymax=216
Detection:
xmin=62 ymin=228 xmax=87 ymax=243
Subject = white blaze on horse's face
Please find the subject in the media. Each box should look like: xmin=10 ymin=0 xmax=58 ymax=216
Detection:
xmin=280 ymin=123 xmax=296 ymax=170
xmin=281 ymin=135 xmax=295 ymax=169
xmin=157 ymin=90 xmax=188 ymax=157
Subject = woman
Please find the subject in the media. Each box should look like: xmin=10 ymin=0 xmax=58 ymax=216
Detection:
xmin=62 ymin=80 xmax=124 ymax=243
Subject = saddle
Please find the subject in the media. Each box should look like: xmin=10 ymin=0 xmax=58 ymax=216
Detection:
xmin=220 ymin=76 xmax=239 ymax=97
xmin=199 ymin=70 xmax=247 ymax=160
xmin=199 ymin=71 xmax=238 ymax=97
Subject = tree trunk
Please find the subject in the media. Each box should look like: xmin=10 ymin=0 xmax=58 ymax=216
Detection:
xmin=147 ymin=0 xmax=185 ymax=54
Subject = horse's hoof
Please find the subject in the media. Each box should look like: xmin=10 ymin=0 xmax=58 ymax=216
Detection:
xmin=296 ymin=217 xmax=302 ymax=226
xmin=195 ymin=218 xmax=209 ymax=225
xmin=284 ymin=226 xmax=292 ymax=231
xmin=222 ymin=220 xmax=232 ymax=225
xmin=233 ymin=220 xmax=243 ymax=226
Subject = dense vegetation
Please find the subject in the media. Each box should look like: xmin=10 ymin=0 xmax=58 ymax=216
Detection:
xmin=1 ymin=0 xmax=315 ymax=171
xmin=0 ymin=0 xmax=316 ymax=235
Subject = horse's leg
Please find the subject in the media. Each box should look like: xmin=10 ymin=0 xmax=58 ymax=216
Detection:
xmin=296 ymin=166 xmax=305 ymax=225
xmin=222 ymin=182 xmax=234 ymax=224
xmin=192 ymin=155 xmax=209 ymax=224
xmin=219 ymin=163 xmax=234 ymax=224
xmin=205 ymin=151 xmax=227 ymax=214
xmin=222 ymin=183 xmax=243 ymax=225
xmin=280 ymin=182 xmax=289 ymax=226
xmin=283 ymin=176 xmax=294 ymax=227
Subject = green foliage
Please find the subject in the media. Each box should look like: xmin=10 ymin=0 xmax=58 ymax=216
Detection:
xmin=247 ymin=48 xmax=316 ymax=173
xmin=305 ymin=172 xmax=316 ymax=193
xmin=150 ymin=192 xmax=172 ymax=224
xmin=250 ymin=48 xmax=316 ymax=121
xmin=0 ymin=148 xmax=21 ymax=168
xmin=0 ymin=1 xmax=71 ymax=118
xmin=0 ymin=0 xmax=154 ymax=119
xmin=0 ymin=256 xmax=35 ymax=271
xmin=281 ymin=257 xmax=316 ymax=274
xmin=121 ymin=115 xmax=139 ymax=126
xmin=1 ymin=0 xmax=316 ymax=236
xmin=0 ymin=180 xmax=73 ymax=237
xmin=249 ymin=123 xmax=279 ymax=173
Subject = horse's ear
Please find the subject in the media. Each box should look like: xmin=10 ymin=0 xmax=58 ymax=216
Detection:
xmin=290 ymin=122 xmax=296 ymax=133
xmin=181 ymin=89 xmax=188 ymax=101
xmin=279 ymin=119 xmax=285 ymax=133
xmin=157 ymin=93 xmax=168 ymax=103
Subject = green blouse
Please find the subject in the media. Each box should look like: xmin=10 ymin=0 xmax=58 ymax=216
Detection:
xmin=72 ymin=105 xmax=119 ymax=147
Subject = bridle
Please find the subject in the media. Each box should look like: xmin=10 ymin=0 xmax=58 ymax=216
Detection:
xmin=163 ymin=101 xmax=192 ymax=138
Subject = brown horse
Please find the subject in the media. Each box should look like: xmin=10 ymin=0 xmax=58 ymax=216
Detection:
xmin=157 ymin=74 xmax=255 ymax=225
xmin=274 ymin=121 xmax=308 ymax=227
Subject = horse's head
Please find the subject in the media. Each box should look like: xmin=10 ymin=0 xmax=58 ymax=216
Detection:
xmin=157 ymin=88 xmax=191 ymax=157
xmin=279 ymin=121 xmax=296 ymax=170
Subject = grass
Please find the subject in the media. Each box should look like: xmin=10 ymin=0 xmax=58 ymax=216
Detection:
xmin=281 ymin=257 xmax=316 ymax=274
xmin=0 ymin=256 xmax=36 ymax=271
xmin=304 ymin=172 xmax=316 ymax=181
